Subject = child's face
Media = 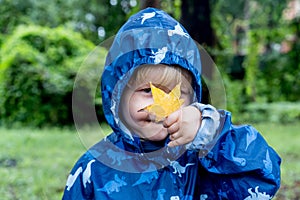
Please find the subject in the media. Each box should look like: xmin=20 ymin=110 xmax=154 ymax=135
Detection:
xmin=119 ymin=64 xmax=193 ymax=141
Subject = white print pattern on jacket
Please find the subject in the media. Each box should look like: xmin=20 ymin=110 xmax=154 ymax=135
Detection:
xmin=168 ymin=159 xmax=195 ymax=177
xmin=83 ymin=159 xmax=95 ymax=188
xmin=132 ymin=170 xmax=159 ymax=186
xmin=98 ymin=174 xmax=127 ymax=194
xmin=245 ymin=128 xmax=257 ymax=151
xmin=66 ymin=167 xmax=82 ymax=191
xmin=263 ymin=150 xmax=274 ymax=178
xmin=168 ymin=23 xmax=189 ymax=38
xmin=141 ymin=12 xmax=156 ymax=24
xmin=170 ymin=196 xmax=180 ymax=200
xmin=66 ymin=159 xmax=95 ymax=191
xmin=244 ymin=186 xmax=272 ymax=200
xmin=156 ymin=189 xmax=166 ymax=200
xmin=107 ymin=149 xmax=133 ymax=166
xmin=151 ymin=47 xmax=168 ymax=64
xmin=220 ymin=135 xmax=246 ymax=166
xmin=200 ymin=194 xmax=208 ymax=200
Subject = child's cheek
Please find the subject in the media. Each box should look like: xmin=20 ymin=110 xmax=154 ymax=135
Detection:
xmin=131 ymin=93 xmax=153 ymax=111
xmin=128 ymin=95 xmax=143 ymax=115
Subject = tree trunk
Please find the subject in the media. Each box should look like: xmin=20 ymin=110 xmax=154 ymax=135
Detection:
xmin=180 ymin=0 xmax=215 ymax=47
xmin=140 ymin=0 xmax=161 ymax=9
xmin=180 ymin=0 xmax=215 ymax=104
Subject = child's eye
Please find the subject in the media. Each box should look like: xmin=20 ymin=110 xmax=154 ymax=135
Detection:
xmin=141 ymin=88 xmax=152 ymax=93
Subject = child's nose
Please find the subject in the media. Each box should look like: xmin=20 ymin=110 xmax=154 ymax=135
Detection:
xmin=143 ymin=97 xmax=154 ymax=107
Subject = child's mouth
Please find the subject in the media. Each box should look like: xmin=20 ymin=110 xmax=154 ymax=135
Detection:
xmin=138 ymin=108 xmax=161 ymax=123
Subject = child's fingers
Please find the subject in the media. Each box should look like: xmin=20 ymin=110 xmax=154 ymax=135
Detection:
xmin=167 ymin=137 xmax=185 ymax=147
xmin=169 ymin=130 xmax=181 ymax=141
xmin=163 ymin=109 xmax=181 ymax=128
xmin=167 ymin=122 xmax=180 ymax=135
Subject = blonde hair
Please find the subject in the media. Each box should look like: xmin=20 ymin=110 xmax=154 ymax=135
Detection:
xmin=128 ymin=64 xmax=193 ymax=94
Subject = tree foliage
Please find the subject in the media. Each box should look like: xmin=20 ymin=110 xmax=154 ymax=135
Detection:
xmin=207 ymin=0 xmax=300 ymax=122
xmin=0 ymin=25 xmax=95 ymax=127
xmin=0 ymin=0 xmax=298 ymax=127
xmin=0 ymin=0 xmax=136 ymax=44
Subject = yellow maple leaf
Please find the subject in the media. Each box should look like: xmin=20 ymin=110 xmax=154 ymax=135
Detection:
xmin=144 ymin=82 xmax=184 ymax=122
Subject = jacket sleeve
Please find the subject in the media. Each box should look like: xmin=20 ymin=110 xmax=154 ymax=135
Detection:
xmin=62 ymin=154 xmax=95 ymax=200
xmin=199 ymin=110 xmax=281 ymax=199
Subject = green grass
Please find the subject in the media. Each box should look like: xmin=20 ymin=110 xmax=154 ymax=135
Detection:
xmin=0 ymin=127 xmax=88 ymax=200
xmin=0 ymin=123 xmax=299 ymax=199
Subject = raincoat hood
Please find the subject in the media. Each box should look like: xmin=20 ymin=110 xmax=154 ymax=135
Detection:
xmin=101 ymin=8 xmax=202 ymax=140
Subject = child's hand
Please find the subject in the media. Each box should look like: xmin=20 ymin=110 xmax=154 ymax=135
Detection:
xmin=163 ymin=105 xmax=201 ymax=147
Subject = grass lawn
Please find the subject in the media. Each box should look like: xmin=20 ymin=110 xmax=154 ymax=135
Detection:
xmin=0 ymin=122 xmax=299 ymax=199
xmin=0 ymin=127 xmax=89 ymax=200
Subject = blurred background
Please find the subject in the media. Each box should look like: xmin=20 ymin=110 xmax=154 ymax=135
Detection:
xmin=0 ymin=0 xmax=299 ymax=199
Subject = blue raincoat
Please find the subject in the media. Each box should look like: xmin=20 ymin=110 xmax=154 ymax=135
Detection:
xmin=63 ymin=8 xmax=281 ymax=200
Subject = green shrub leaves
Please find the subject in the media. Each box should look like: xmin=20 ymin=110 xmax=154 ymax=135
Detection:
xmin=0 ymin=25 xmax=96 ymax=127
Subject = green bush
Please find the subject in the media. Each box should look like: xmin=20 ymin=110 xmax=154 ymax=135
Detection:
xmin=0 ymin=33 xmax=3 ymax=50
xmin=243 ymin=102 xmax=300 ymax=124
xmin=0 ymin=25 xmax=99 ymax=127
xmin=219 ymin=75 xmax=246 ymax=123
xmin=258 ymin=51 xmax=300 ymax=102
